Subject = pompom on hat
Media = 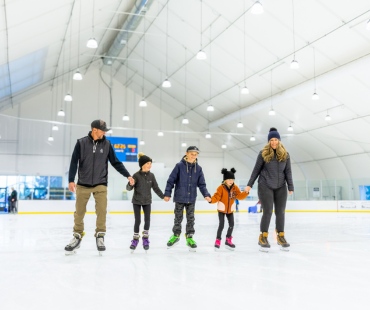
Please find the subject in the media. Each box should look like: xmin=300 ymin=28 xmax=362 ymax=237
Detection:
xmin=221 ymin=168 xmax=236 ymax=181
xmin=138 ymin=152 xmax=152 ymax=168
xmin=267 ymin=127 xmax=281 ymax=142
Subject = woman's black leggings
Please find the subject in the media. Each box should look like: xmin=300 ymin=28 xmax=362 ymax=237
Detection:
xmin=216 ymin=212 xmax=234 ymax=239
xmin=258 ymin=183 xmax=288 ymax=232
xmin=133 ymin=204 xmax=151 ymax=233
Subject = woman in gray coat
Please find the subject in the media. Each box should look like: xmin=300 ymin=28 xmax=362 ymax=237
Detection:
xmin=245 ymin=128 xmax=294 ymax=252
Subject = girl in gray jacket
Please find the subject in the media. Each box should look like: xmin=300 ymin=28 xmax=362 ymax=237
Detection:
xmin=126 ymin=152 xmax=165 ymax=252
xmin=245 ymin=128 xmax=294 ymax=252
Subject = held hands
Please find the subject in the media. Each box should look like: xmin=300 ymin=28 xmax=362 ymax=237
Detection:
xmin=68 ymin=182 xmax=76 ymax=193
xmin=244 ymin=186 xmax=251 ymax=193
xmin=128 ymin=176 xmax=135 ymax=186
xmin=164 ymin=196 xmax=170 ymax=202
xmin=288 ymin=191 xmax=293 ymax=195
xmin=205 ymin=196 xmax=212 ymax=202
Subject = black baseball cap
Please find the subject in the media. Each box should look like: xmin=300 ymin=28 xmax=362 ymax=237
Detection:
xmin=186 ymin=146 xmax=200 ymax=153
xmin=91 ymin=119 xmax=110 ymax=132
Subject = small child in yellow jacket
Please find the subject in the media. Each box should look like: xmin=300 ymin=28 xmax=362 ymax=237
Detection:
xmin=209 ymin=168 xmax=248 ymax=250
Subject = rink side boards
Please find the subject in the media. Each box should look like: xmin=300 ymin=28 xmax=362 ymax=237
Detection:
xmin=10 ymin=200 xmax=370 ymax=214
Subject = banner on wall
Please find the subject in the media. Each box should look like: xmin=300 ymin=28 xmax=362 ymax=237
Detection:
xmin=338 ymin=201 xmax=370 ymax=210
xmin=106 ymin=137 xmax=138 ymax=162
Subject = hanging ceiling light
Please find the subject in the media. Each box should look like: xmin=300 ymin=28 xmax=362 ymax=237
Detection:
xmin=162 ymin=4 xmax=171 ymax=87
xmin=196 ymin=0 xmax=207 ymax=60
xmin=251 ymin=1 xmax=264 ymax=15
xmin=139 ymin=99 xmax=147 ymax=107
xmin=87 ymin=0 xmax=98 ymax=48
xmin=221 ymin=144 xmax=227 ymax=149
xmin=181 ymin=142 xmax=187 ymax=147
xmin=64 ymin=93 xmax=73 ymax=102
xmin=205 ymin=133 xmax=211 ymax=139
xmin=157 ymin=131 xmax=164 ymax=137
xmin=366 ymin=19 xmax=370 ymax=30
xmin=269 ymin=108 xmax=276 ymax=116
xmin=290 ymin=0 xmax=299 ymax=70
xmin=73 ymin=70 xmax=83 ymax=80
xmin=241 ymin=86 xmax=249 ymax=94
xmin=237 ymin=121 xmax=244 ymax=128
xmin=207 ymin=104 xmax=214 ymax=112
xmin=312 ymin=47 xmax=319 ymax=100
xmin=48 ymin=136 xmax=54 ymax=142
xmin=287 ymin=124 xmax=294 ymax=131
xmin=139 ymin=140 xmax=145 ymax=145
xmin=107 ymin=129 xmax=113 ymax=134
xmin=312 ymin=92 xmax=319 ymax=100
xmin=74 ymin=1 xmax=83 ymax=80
xmin=122 ymin=114 xmax=130 ymax=121
xmin=52 ymin=125 xmax=59 ymax=131
xmin=57 ymin=109 xmax=65 ymax=117
xmin=241 ymin=3 xmax=250 ymax=95
xmin=325 ymin=113 xmax=331 ymax=121
xmin=182 ymin=118 xmax=189 ymax=124
xmin=250 ymin=136 xmax=256 ymax=141
xmin=162 ymin=79 xmax=171 ymax=88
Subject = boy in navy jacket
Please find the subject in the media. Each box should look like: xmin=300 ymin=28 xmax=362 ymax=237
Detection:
xmin=164 ymin=146 xmax=211 ymax=251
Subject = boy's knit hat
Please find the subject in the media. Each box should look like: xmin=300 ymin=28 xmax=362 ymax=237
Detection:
xmin=221 ymin=168 xmax=236 ymax=180
xmin=267 ymin=127 xmax=281 ymax=142
xmin=138 ymin=152 xmax=152 ymax=168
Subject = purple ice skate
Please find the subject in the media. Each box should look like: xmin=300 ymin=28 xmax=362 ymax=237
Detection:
xmin=130 ymin=237 xmax=139 ymax=253
xmin=142 ymin=237 xmax=150 ymax=251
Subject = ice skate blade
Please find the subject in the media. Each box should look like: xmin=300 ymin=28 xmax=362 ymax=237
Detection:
xmin=214 ymin=247 xmax=220 ymax=251
xmin=167 ymin=241 xmax=179 ymax=249
xmin=65 ymin=250 xmax=77 ymax=256
xmin=98 ymin=251 xmax=104 ymax=256
xmin=225 ymin=246 xmax=235 ymax=251
xmin=188 ymin=248 xmax=196 ymax=252
xmin=259 ymin=247 xmax=269 ymax=253
xmin=279 ymin=246 xmax=290 ymax=252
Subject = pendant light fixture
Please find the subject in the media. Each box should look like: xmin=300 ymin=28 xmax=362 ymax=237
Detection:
xmin=312 ymin=47 xmax=319 ymax=100
xmin=237 ymin=87 xmax=244 ymax=127
xmin=162 ymin=1 xmax=171 ymax=88
xmin=366 ymin=19 xmax=370 ymax=30
xmin=181 ymin=142 xmax=187 ymax=147
xmin=73 ymin=0 xmax=83 ymax=80
xmin=158 ymin=71 xmax=164 ymax=137
xmin=241 ymin=2 xmax=249 ymax=95
xmin=64 ymin=23 xmax=73 ymax=102
xmin=87 ymin=0 xmax=98 ymax=48
xmin=196 ymin=0 xmax=207 ymax=60
xmin=207 ymin=23 xmax=214 ymax=112
xmin=48 ymin=135 xmax=54 ymax=142
xmin=269 ymin=70 xmax=276 ymax=116
xmin=139 ymin=18 xmax=147 ymax=107
xmin=182 ymin=47 xmax=189 ymax=124
xmin=221 ymin=144 xmax=227 ymax=149
xmin=123 ymin=45 xmax=130 ymax=121
xmin=290 ymin=0 xmax=299 ymax=69
xmin=250 ymin=136 xmax=256 ymax=141
xmin=287 ymin=122 xmax=294 ymax=131
xmin=325 ymin=111 xmax=331 ymax=121
xmin=251 ymin=1 xmax=264 ymax=15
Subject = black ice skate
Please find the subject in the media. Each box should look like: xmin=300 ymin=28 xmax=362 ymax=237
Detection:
xmin=142 ymin=231 xmax=150 ymax=252
xmin=96 ymin=232 xmax=106 ymax=256
xmin=130 ymin=234 xmax=140 ymax=253
xmin=65 ymin=232 xmax=85 ymax=255
xmin=276 ymin=231 xmax=290 ymax=252
xmin=258 ymin=232 xmax=270 ymax=252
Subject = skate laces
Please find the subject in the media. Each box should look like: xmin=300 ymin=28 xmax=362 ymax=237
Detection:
xmin=186 ymin=235 xmax=196 ymax=245
xmin=278 ymin=234 xmax=287 ymax=244
xmin=226 ymin=237 xmax=233 ymax=245
xmin=96 ymin=237 xmax=105 ymax=247
xmin=215 ymin=239 xmax=221 ymax=246
xmin=169 ymin=235 xmax=179 ymax=243
xmin=131 ymin=239 xmax=139 ymax=246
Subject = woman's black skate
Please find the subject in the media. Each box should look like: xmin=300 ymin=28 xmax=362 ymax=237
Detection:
xmin=65 ymin=232 xmax=85 ymax=255
xmin=258 ymin=232 xmax=270 ymax=252
xmin=96 ymin=232 xmax=106 ymax=256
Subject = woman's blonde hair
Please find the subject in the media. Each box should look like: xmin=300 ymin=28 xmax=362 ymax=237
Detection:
xmin=262 ymin=140 xmax=288 ymax=163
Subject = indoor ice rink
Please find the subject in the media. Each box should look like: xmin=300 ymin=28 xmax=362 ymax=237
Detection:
xmin=1 ymin=0 xmax=370 ymax=310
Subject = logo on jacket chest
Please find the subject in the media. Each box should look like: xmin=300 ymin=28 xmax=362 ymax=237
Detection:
xmin=100 ymin=149 xmax=103 ymax=153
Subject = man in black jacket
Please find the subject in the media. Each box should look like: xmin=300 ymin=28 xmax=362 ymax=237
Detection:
xmin=65 ymin=119 xmax=134 ymax=255
xmin=10 ymin=187 xmax=17 ymax=214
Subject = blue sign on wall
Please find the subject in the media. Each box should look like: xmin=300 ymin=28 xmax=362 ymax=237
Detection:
xmin=106 ymin=137 xmax=138 ymax=162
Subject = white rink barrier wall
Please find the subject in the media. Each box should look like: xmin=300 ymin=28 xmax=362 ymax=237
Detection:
xmin=14 ymin=200 xmax=370 ymax=214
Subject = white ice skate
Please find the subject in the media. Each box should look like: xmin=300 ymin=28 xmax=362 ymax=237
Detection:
xmin=65 ymin=232 xmax=84 ymax=255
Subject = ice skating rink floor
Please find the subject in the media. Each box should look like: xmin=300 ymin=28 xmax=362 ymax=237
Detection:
xmin=1 ymin=211 xmax=370 ymax=310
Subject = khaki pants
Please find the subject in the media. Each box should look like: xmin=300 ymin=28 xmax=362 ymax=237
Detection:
xmin=73 ymin=184 xmax=107 ymax=236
